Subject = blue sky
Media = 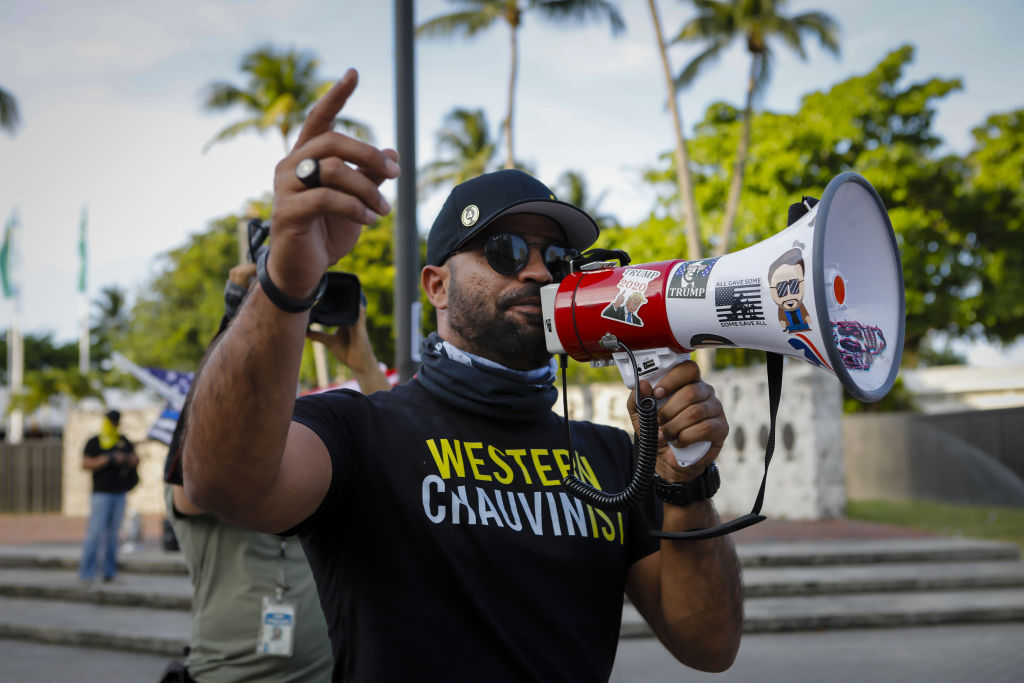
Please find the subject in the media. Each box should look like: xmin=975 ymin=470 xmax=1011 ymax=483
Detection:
xmin=1 ymin=0 xmax=1022 ymax=363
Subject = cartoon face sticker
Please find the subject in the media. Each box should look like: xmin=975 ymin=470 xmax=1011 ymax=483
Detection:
xmin=768 ymin=248 xmax=811 ymax=333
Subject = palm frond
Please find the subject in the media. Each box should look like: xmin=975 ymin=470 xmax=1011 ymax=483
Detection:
xmin=0 ymin=86 xmax=20 ymax=134
xmin=335 ymin=117 xmax=376 ymax=144
xmin=201 ymin=82 xmax=256 ymax=111
xmin=532 ymin=0 xmax=626 ymax=36
xmin=260 ymin=93 xmax=298 ymax=128
xmin=675 ymin=41 xmax=728 ymax=90
xmin=202 ymin=118 xmax=263 ymax=154
xmin=792 ymin=11 xmax=841 ymax=55
xmin=416 ymin=10 xmax=502 ymax=39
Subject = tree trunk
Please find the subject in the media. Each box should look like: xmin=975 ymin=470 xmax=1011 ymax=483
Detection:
xmin=647 ymin=0 xmax=702 ymax=261
xmin=503 ymin=25 xmax=519 ymax=169
xmin=716 ymin=56 xmax=757 ymax=257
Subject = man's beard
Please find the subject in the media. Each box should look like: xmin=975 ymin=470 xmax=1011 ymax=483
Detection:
xmin=447 ymin=278 xmax=551 ymax=369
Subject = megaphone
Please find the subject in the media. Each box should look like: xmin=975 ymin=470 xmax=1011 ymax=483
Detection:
xmin=542 ymin=173 xmax=905 ymax=532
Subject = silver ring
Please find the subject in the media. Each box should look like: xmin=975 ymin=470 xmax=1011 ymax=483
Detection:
xmin=295 ymin=158 xmax=321 ymax=189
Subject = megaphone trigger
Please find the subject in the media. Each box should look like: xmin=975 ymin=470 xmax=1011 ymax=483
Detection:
xmin=612 ymin=347 xmax=711 ymax=467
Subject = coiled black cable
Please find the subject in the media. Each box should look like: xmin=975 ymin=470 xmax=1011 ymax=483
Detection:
xmin=559 ymin=343 xmax=660 ymax=512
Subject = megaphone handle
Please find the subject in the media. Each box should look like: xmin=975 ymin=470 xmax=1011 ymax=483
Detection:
xmin=612 ymin=348 xmax=711 ymax=467
xmin=664 ymin=424 xmax=711 ymax=467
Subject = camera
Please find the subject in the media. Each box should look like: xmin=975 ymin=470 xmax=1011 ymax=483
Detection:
xmin=247 ymin=219 xmax=364 ymax=327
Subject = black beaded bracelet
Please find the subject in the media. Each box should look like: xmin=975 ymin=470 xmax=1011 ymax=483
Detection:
xmin=256 ymin=249 xmax=327 ymax=314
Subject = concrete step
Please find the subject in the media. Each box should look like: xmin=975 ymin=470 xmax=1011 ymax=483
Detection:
xmin=8 ymin=584 xmax=1024 ymax=657
xmin=0 ymin=596 xmax=189 ymax=657
xmin=736 ymin=537 xmax=1021 ymax=567
xmin=0 ymin=544 xmax=186 ymax=575
xmin=743 ymin=560 xmax=1024 ymax=597
xmin=5 ymin=558 xmax=1024 ymax=614
xmin=2 ymin=536 xmax=1023 ymax=657
xmin=0 ymin=537 xmax=1016 ymax=573
xmin=0 ymin=567 xmax=191 ymax=609
xmin=621 ymin=588 xmax=1024 ymax=638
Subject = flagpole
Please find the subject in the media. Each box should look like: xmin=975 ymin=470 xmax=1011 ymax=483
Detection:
xmin=78 ymin=204 xmax=89 ymax=374
xmin=2 ymin=209 xmax=23 ymax=443
xmin=8 ymin=310 xmax=23 ymax=444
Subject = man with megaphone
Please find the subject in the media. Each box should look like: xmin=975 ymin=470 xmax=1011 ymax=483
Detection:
xmin=182 ymin=71 xmax=743 ymax=681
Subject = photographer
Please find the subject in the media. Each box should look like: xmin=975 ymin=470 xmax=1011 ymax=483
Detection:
xmin=163 ymin=259 xmax=386 ymax=682
xmin=183 ymin=71 xmax=742 ymax=681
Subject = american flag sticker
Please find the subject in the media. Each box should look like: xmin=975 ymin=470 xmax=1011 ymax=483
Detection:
xmin=715 ymin=279 xmax=766 ymax=326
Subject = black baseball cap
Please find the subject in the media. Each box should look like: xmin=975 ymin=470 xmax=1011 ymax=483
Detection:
xmin=105 ymin=410 xmax=121 ymax=425
xmin=426 ymin=169 xmax=600 ymax=267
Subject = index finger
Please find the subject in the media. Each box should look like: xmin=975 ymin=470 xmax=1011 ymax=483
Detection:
xmin=293 ymin=69 xmax=359 ymax=150
xmin=643 ymin=360 xmax=700 ymax=399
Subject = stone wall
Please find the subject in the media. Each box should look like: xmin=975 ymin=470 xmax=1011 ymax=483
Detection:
xmin=63 ymin=407 xmax=169 ymax=518
xmin=62 ymin=360 xmax=845 ymax=521
xmin=563 ymin=359 xmax=846 ymax=520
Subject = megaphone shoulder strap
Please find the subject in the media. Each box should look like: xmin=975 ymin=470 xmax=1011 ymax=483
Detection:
xmin=650 ymin=352 xmax=782 ymax=541
xmin=751 ymin=351 xmax=782 ymax=515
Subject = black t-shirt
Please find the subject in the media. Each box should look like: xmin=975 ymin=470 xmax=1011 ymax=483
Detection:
xmin=291 ymin=379 xmax=661 ymax=682
xmin=83 ymin=435 xmax=136 ymax=493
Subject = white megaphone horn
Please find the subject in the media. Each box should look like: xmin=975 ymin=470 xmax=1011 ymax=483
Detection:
xmin=542 ymin=173 xmax=905 ymax=535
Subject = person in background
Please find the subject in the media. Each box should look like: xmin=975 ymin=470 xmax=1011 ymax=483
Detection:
xmin=161 ymin=261 xmax=388 ymax=682
xmin=78 ymin=409 xmax=138 ymax=585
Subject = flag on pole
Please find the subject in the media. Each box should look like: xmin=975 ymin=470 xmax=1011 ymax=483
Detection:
xmin=1 ymin=209 xmax=18 ymax=299
xmin=78 ymin=204 xmax=88 ymax=294
xmin=148 ymin=402 xmax=183 ymax=445
xmin=110 ymin=353 xmax=194 ymax=444
xmin=111 ymin=353 xmax=193 ymax=409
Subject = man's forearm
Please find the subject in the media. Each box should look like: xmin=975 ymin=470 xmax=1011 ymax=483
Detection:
xmin=182 ymin=286 xmax=310 ymax=516
xmin=657 ymin=501 xmax=744 ymax=671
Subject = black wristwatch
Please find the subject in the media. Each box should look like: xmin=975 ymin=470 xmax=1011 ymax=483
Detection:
xmin=653 ymin=464 xmax=720 ymax=507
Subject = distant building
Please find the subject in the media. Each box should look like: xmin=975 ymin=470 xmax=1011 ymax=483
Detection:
xmin=900 ymin=365 xmax=1024 ymax=413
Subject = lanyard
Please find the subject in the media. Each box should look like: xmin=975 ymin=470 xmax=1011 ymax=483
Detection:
xmin=274 ymin=538 xmax=290 ymax=602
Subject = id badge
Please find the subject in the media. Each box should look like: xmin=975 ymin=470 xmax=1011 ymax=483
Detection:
xmin=258 ymin=596 xmax=296 ymax=657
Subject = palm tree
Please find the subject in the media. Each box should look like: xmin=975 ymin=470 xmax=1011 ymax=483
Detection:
xmin=90 ymin=285 xmax=131 ymax=364
xmin=421 ymin=107 xmax=498 ymax=193
xmin=201 ymin=45 xmax=372 ymax=153
xmin=0 ymin=85 xmax=20 ymax=136
xmin=556 ymin=170 xmax=619 ymax=231
xmin=647 ymin=0 xmax=702 ymax=260
xmin=8 ymin=367 xmax=102 ymax=433
xmin=672 ymin=0 xmax=839 ymax=255
xmin=418 ymin=0 xmax=625 ymax=170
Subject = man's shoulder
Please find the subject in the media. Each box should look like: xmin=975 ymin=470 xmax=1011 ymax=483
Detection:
xmin=294 ymin=380 xmax=425 ymax=423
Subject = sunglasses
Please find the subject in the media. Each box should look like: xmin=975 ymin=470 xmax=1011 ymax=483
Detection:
xmin=476 ymin=232 xmax=580 ymax=281
xmin=773 ymin=278 xmax=803 ymax=297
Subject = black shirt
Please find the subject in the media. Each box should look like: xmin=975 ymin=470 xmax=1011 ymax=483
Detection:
xmin=83 ymin=435 xmax=136 ymax=493
xmin=291 ymin=378 xmax=660 ymax=682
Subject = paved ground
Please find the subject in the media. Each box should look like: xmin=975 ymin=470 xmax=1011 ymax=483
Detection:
xmin=3 ymin=622 xmax=1023 ymax=683
xmin=612 ymin=622 xmax=1024 ymax=682
xmin=8 ymin=513 xmax=1019 ymax=682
